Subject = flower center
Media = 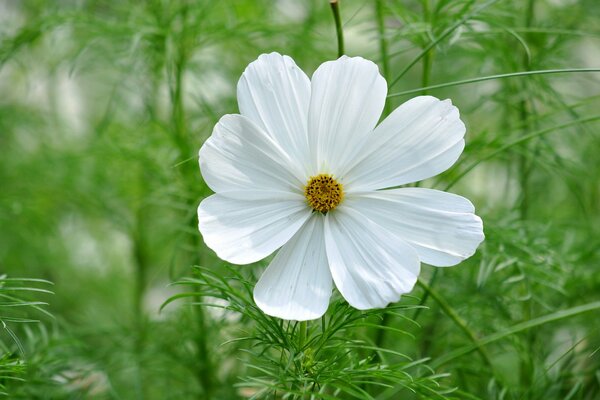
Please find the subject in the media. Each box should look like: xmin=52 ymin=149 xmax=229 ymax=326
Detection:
xmin=304 ymin=174 xmax=344 ymax=213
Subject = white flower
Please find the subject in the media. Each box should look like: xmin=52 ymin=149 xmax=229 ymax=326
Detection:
xmin=198 ymin=53 xmax=484 ymax=321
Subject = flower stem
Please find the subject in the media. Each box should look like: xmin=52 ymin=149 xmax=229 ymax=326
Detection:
xmin=132 ymin=207 xmax=148 ymax=399
xmin=329 ymin=0 xmax=344 ymax=57
xmin=412 ymin=268 xmax=438 ymax=321
xmin=518 ymin=0 xmax=536 ymax=388
xmin=374 ymin=0 xmax=390 ymax=116
xmin=518 ymin=0 xmax=535 ymax=221
xmin=167 ymin=7 xmax=214 ymax=394
xmin=298 ymin=321 xmax=308 ymax=349
xmin=421 ymin=0 xmax=433 ymax=94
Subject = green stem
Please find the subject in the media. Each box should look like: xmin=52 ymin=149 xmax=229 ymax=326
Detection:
xmin=387 ymin=68 xmax=600 ymax=97
xmin=388 ymin=0 xmax=501 ymax=88
xmin=298 ymin=321 xmax=307 ymax=349
xmin=377 ymin=301 xmax=600 ymax=400
xmin=412 ymin=268 xmax=438 ymax=321
xmin=168 ymin=8 xmax=213 ymax=395
xmin=421 ymin=52 xmax=432 ymax=95
xmin=518 ymin=0 xmax=535 ymax=388
xmin=444 ymin=115 xmax=600 ymax=191
xmin=421 ymin=0 xmax=433 ymax=94
xmin=133 ymin=215 xmax=147 ymax=326
xmin=371 ymin=0 xmax=392 ymax=354
xmin=132 ymin=188 xmax=148 ymax=400
xmin=433 ymin=301 xmax=600 ymax=367
xmin=374 ymin=0 xmax=390 ymax=115
xmin=417 ymin=279 xmax=494 ymax=368
xmin=518 ymin=0 xmax=535 ymax=222
xmin=329 ymin=0 xmax=344 ymax=57
xmin=373 ymin=313 xmax=389 ymax=355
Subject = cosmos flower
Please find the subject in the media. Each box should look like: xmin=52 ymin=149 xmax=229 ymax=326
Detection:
xmin=198 ymin=53 xmax=484 ymax=321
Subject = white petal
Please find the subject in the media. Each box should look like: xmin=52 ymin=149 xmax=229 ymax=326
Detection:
xmin=254 ymin=215 xmax=332 ymax=321
xmin=344 ymin=96 xmax=466 ymax=191
xmin=324 ymin=208 xmax=420 ymax=310
xmin=346 ymin=188 xmax=484 ymax=266
xmin=237 ymin=52 xmax=311 ymax=169
xmin=197 ymin=194 xmax=311 ymax=264
xmin=199 ymin=114 xmax=305 ymax=199
xmin=308 ymin=56 xmax=387 ymax=176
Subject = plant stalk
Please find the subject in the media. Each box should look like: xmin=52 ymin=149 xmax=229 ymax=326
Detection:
xmin=330 ymin=0 xmax=345 ymax=57
xmin=298 ymin=321 xmax=308 ymax=349
xmin=518 ymin=0 xmax=536 ymax=389
xmin=417 ymin=278 xmax=494 ymax=368
xmin=421 ymin=0 xmax=433 ymax=94
xmin=374 ymin=0 xmax=391 ymax=115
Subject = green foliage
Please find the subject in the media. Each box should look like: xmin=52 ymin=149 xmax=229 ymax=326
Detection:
xmin=0 ymin=276 xmax=52 ymax=396
xmin=165 ymin=266 xmax=450 ymax=399
xmin=1 ymin=0 xmax=600 ymax=399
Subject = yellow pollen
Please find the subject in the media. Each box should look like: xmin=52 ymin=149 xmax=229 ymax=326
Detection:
xmin=304 ymin=174 xmax=344 ymax=213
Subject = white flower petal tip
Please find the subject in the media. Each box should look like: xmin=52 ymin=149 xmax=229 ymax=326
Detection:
xmin=237 ymin=52 xmax=311 ymax=169
xmin=324 ymin=209 xmax=421 ymax=310
xmin=253 ymin=216 xmax=332 ymax=321
xmin=346 ymin=189 xmax=484 ymax=267
xmin=344 ymin=95 xmax=467 ymax=191
xmin=308 ymin=55 xmax=387 ymax=174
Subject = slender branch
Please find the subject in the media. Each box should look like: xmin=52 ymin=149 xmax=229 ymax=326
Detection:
xmin=433 ymin=301 xmax=600 ymax=367
xmin=168 ymin=6 xmax=214 ymax=395
xmin=444 ymin=115 xmax=600 ymax=191
xmin=516 ymin=2 xmax=536 ymax=387
xmin=330 ymin=0 xmax=345 ymax=57
xmin=298 ymin=321 xmax=308 ymax=349
xmin=379 ymin=301 xmax=600 ymax=400
xmin=371 ymin=1 xmax=392 ymax=352
xmin=374 ymin=0 xmax=389 ymax=81
xmin=417 ymin=278 xmax=494 ymax=368
xmin=421 ymin=0 xmax=433 ymax=94
xmin=518 ymin=0 xmax=536 ymax=222
xmin=374 ymin=0 xmax=391 ymax=116
xmin=388 ymin=0 xmax=500 ymax=88
xmin=388 ymin=68 xmax=600 ymax=97
xmin=412 ymin=268 xmax=438 ymax=321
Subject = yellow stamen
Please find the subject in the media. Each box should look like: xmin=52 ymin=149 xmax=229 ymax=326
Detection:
xmin=304 ymin=174 xmax=344 ymax=213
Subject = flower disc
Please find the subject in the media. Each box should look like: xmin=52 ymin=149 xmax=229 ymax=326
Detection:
xmin=304 ymin=174 xmax=344 ymax=213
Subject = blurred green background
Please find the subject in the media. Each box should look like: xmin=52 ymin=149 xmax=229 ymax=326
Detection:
xmin=1 ymin=0 xmax=600 ymax=399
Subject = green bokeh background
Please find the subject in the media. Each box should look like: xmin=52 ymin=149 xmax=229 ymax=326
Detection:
xmin=1 ymin=0 xmax=599 ymax=398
